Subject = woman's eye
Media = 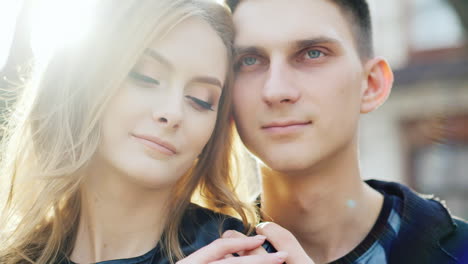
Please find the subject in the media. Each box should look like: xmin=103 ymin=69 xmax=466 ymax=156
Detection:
xmin=241 ymin=56 xmax=258 ymax=66
xmin=305 ymin=50 xmax=324 ymax=59
xmin=128 ymin=70 xmax=160 ymax=85
xmin=186 ymin=95 xmax=214 ymax=111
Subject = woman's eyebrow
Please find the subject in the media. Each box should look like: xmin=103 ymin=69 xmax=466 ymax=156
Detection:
xmin=144 ymin=48 xmax=173 ymax=70
xmin=190 ymin=76 xmax=223 ymax=90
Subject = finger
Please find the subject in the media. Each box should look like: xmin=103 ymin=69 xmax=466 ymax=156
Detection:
xmin=176 ymin=236 xmax=267 ymax=264
xmin=221 ymin=230 xmax=248 ymax=239
xmin=208 ymin=251 xmax=288 ymax=264
xmin=222 ymin=230 xmax=268 ymax=256
xmin=256 ymin=222 xmax=315 ymax=264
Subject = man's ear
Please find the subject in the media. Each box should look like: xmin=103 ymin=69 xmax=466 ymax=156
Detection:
xmin=360 ymin=57 xmax=394 ymax=114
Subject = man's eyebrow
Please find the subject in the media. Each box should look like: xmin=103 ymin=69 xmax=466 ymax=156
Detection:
xmin=234 ymin=37 xmax=342 ymax=56
xmin=190 ymin=76 xmax=223 ymax=90
xmin=234 ymin=46 xmax=266 ymax=57
xmin=293 ymin=37 xmax=342 ymax=50
xmin=144 ymin=48 xmax=173 ymax=69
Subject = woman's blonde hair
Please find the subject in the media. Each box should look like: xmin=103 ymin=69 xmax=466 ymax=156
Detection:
xmin=0 ymin=1 xmax=258 ymax=263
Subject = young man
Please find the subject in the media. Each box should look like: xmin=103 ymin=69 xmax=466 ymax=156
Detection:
xmin=225 ymin=0 xmax=468 ymax=263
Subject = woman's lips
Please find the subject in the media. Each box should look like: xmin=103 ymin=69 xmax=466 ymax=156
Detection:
xmin=132 ymin=134 xmax=177 ymax=156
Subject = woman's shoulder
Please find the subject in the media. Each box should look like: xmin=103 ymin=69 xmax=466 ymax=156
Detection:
xmin=178 ymin=203 xmax=247 ymax=253
xmin=182 ymin=203 xmax=246 ymax=234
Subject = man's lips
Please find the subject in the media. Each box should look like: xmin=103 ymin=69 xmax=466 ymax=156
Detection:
xmin=261 ymin=121 xmax=312 ymax=134
xmin=132 ymin=133 xmax=177 ymax=156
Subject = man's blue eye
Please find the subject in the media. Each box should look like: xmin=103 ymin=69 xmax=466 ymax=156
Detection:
xmin=306 ymin=50 xmax=323 ymax=59
xmin=242 ymin=57 xmax=257 ymax=66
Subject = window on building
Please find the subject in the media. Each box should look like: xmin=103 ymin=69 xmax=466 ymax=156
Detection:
xmin=409 ymin=0 xmax=465 ymax=51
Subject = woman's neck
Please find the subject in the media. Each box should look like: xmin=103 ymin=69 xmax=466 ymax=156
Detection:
xmin=70 ymin=165 xmax=171 ymax=263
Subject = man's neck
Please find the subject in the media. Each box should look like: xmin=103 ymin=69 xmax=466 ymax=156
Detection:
xmin=260 ymin=147 xmax=384 ymax=264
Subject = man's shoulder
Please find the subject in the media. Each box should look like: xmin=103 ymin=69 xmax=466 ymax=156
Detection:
xmin=365 ymin=179 xmax=467 ymax=235
xmin=453 ymin=217 xmax=468 ymax=235
xmin=446 ymin=218 xmax=468 ymax=262
xmin=365 ymin=179 xmax=456 ymax=216
xmin=365 ymin=179 xmax=468 ymax=263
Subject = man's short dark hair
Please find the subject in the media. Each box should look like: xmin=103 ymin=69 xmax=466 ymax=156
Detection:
xmin=226 ymin=0 xmax=374 ymax=60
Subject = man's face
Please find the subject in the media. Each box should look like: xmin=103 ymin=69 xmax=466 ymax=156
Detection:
xmin=232 ymin=0 xmax=367 ymax=173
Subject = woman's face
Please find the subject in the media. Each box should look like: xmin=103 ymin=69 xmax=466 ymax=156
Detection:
xmin=96 ymin=17 xmax=228 ymax=188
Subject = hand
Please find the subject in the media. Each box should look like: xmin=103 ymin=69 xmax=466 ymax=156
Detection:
xmin=176 ymin=235 xmax=288 ymax=264
xmin=220 ymin=230 xmax=271 ymax=257
xmin=256 ymin=222 xmax=315 ymax=264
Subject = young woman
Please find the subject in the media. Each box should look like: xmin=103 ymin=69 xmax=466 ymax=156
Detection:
xmin=0 ymin=1 xmax=283 ymax=263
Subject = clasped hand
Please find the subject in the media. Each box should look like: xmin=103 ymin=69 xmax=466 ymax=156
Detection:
xmin=177 ymin=222 xmax=314 ymax=264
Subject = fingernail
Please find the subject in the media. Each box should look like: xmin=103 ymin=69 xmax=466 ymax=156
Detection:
xmin=223 ymin=230 xmax=234 ymax=238
xmin=275 ymin=251 xmax=288 ymax=261
xmin=256 ymin=222 xmax=271 ymax=230
xmin=254 ymin=234 xmax=267 ymax=240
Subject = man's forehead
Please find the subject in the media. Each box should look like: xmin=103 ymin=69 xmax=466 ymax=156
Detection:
xmin=233 ymin=0 xmax=348 ymax=49
xmin=233 ymin=0 xmax=334 ymax=24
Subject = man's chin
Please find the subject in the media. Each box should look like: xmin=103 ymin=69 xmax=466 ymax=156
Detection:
xmin=259 ymin=156 xmax=316 ymax=176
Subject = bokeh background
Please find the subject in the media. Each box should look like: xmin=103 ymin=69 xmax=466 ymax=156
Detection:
xmin=1 ymin=0 xmax=467 ymax=218
xmin=361 ymin=0 xmax=468 ymax=219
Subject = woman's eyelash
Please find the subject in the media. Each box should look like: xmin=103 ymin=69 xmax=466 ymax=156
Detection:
xmin=129 ymin=70 xmax=160 ymax=85
xmin=128 ymin=70 xmax=214 ymax=111
xmin=186 ymin=95 xmax=214 ymax=111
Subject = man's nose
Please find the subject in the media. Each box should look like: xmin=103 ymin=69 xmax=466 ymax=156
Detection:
xmin=262 ymin=60 xmax=301 ymax=106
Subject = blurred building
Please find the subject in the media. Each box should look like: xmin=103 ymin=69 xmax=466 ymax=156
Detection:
xmin=361 ymin=0 xmax=468 ymax=219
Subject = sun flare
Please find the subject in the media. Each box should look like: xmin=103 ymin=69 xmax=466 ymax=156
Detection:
xmin=30 ymin=0 xmax=96 ymax=63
